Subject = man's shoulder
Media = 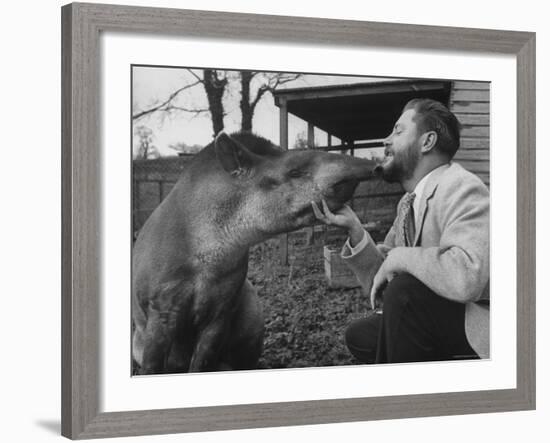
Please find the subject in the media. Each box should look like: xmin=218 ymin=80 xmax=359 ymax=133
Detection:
xmin=428 ymin=162 xmax=489 ymax=209
xmin=438 ymin=162 xmax=488 ymax=192
xmin=425 ymin=162 xmax=490 ymax=225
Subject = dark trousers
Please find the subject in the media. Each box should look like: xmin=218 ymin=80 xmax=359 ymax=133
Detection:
xmin=345 ymin=273 xmax=479 ymax=364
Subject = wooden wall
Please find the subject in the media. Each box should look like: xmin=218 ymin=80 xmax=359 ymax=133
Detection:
xmin=132 ymin=156 xmax=192 ymax=234
xmin=450 ymin=80 xmax=490 ymax=186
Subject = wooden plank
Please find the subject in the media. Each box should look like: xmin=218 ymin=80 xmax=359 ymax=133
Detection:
xmin=455 ymin=113 xmax=490 ymax=125
xmin=451 ymin=89 xmax=490 ymax=102
xmin=461 ymin=126 xmax=490 ymax=138
xmin=460 ymin=137 xmax=490 ymax=149
xmin=452 ymin=81 xmax=490 ymax=90
xmin=451 ymin=102 xmax=490 ymax=113
xmin=61 ymin=5 xmax=75 ymax=436
xmin=314 ymin=141 xmax=384 ymax=152
xmin=133 ymin=171 xmax=181 ymax=182
xmin=161 ymin=181 xmax=176 ymax=200
xmin=62 ymin=3 xmax=101 ymax=437
xmin=352 ymin=197 xmax=401 ymax=226
xmin=476 ymin=172 xmax=490 ymax=186
xmin=454 ymin=149 xmax=490 ymax=162
xmin=279 ymin=100 xmax=289 ymax=265
xmin=354 ymin=205 xmax=398 ymax=222
xmin=275 ymin=80 xmax=449 ymax=102
xmin=353 ymin=194 xmax=402 ymax=209
xmin=516 ymin=34 xmax=536 ymax=412
xmin=454 ymin=160 xmax=490 ymax=174
xmin=355 ymin=179 xmax=403 ymax=196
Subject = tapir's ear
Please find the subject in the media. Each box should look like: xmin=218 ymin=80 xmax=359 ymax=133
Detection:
xmin=214 ymin=132 xmax=256 ymax=177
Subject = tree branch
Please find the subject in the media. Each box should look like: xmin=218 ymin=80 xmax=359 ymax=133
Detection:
xmin=186 ymin=69 xmax=204 ymax=83
xmin=250 ymin=73 xmax=302 ymax=111
xmin=270 ymin=73 xmax=302 ymax=89
xmin=164 ymin=105 xmax=209 ymax=114
xmin=132 ymin=80 xmax=202 ymax=120
xmin=250 ymin=85 xmax=270 ymax=110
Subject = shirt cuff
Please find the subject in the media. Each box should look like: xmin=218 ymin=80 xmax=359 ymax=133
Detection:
xmin=341 ymin=230 xmax=369 ymax=258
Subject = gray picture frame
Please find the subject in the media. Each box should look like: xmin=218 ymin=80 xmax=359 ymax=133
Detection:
xmin=61 ymin=2 xmax=536 ymax=439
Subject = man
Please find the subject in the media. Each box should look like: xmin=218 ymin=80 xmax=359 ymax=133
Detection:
xmin=312 ymin=98 xmax=490 ymax=364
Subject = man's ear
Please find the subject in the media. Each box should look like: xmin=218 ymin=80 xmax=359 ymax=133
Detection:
xmin=214 ymin=132 xmax=256 ymax=177
xmin=420 ymin=131 xmax=438 ymax=154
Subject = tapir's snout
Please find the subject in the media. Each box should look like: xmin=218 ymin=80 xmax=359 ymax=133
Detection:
xmin=345 ymin=157 xmax=377 ymax=182
xmin=316 ymin=155 xmax=376 ymax=207
xmin=331 ymin=177 xmax=360 ymax=202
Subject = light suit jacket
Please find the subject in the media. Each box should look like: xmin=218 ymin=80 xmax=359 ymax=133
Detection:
xmin=342 ymin=162 xmax=490 ymax=358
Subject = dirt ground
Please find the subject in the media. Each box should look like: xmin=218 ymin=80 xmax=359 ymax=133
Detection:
xmin=248 ymin=237 xmax=370 ymax=369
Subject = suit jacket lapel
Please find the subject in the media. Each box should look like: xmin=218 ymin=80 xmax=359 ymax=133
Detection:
xmin=412 ymin=163 xmax=451 ymax=246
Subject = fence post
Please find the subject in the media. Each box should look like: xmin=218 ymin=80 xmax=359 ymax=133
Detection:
xmin=279 ymin=99 xmax=289 ymax=265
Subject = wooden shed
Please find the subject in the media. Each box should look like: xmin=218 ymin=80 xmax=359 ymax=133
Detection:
xmin=273 ymin=79 xmax=489 ymax=184
xmin=273 ymin=79 xmax=490 ymax=267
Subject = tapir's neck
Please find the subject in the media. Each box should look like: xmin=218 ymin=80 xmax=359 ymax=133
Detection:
xmin=172 ymin=175 xmax=268 ymax=267
xmin=190 ymin=212 xmax=266 ymax=271
xmin=200 ymin=216 xmax=265 ymax=257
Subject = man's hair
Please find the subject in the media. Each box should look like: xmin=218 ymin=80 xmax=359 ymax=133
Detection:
xmin=403 ymin=98 xmax=461 ymax=159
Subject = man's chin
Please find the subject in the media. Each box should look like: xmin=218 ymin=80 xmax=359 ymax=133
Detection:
xmin=379 ymin=163 xmax=401 ymax=183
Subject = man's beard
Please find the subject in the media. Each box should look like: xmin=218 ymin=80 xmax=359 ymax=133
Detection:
xmin=379 ymin=145 xmax=420 ymax=184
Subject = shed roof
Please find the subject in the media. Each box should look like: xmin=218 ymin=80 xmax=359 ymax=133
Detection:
xmin=273 ymin=79 xmax=451 ymax=142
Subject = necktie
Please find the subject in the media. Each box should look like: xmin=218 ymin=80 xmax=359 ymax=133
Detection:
xmin=398 ymin=192 xmax=416 ymax=246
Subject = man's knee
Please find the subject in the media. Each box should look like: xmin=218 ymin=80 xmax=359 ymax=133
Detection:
xmin=382 ymin=273 xmax=417 ymax=308
xmin=382 ymin=273 xmax=432 ymax=311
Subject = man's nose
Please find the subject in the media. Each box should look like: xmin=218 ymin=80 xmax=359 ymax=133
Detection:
xmin=382 ymin=135 xmax=391 ymax=147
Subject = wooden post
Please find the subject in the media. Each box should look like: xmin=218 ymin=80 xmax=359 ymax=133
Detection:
xmin=305 ymin=122 xmax=316 ymax=243
xmin=158 ymin=181 xmax=163 ymax=204
xmin=340 ymin=140 xmax=348 ymax=155
xmin=279 ymin=99 xmax=288 ymax=150
xmin=307 ymin=122 xmax=315 ymax=149
xmin=279 ymin=99 xmax=289 ymax=265
xmin=348 ymin=141 xmax=355 ymax=210
xmin=327 ymin=132 xmax=332 ymax=148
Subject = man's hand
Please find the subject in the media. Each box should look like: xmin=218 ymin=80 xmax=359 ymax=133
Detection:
xmin=311 ymin=200 xmax=356 ymax=228
xmin=312 ymin=200 xmax=364 ymax=245
xmin=369 ymin=248 xmax=405 ymax=309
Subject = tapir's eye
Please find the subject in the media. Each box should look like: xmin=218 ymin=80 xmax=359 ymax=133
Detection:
xmin=258 ymin=176 xmax=281 ymax=190
xmin=288 ymin=169 xmax=304 ymax=178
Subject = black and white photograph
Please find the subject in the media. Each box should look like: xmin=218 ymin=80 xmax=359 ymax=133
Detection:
xmin=2 ymin=0 xmax=544 ymax=441
xmin=131 ymin=66 xmax=490 ymax=375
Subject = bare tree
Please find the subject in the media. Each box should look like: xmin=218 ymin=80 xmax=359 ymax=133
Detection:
xmin=293 ymin=131 xmax=309 ymax=150
xmin=134 ymin=69 xmax=229 ymax=137
xmin=240 ymin=72 xmax=302 ymax=132
xmin=134 ymin=125 xmax=159 ymax=159
xmin=132 ymin=69 xmax=301 ymax=140
xmin=199 ymin=69 xmax=228 ymax=136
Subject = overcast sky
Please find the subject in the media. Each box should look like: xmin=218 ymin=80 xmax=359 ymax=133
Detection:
xmin=132 ymin=66 xmax=393 ymax=157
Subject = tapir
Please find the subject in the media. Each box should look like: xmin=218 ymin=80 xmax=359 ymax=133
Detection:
xmin=132 ymin=132 xmax=375 ymax=374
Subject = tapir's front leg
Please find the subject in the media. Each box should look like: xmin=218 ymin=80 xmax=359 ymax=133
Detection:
xmin=139 ymin=282 xmax=182 ymax=374
xmin=139 ymin=308 xmax=178 ymax=374
xmin=189 ymin=319 xmax=229 ymax=372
